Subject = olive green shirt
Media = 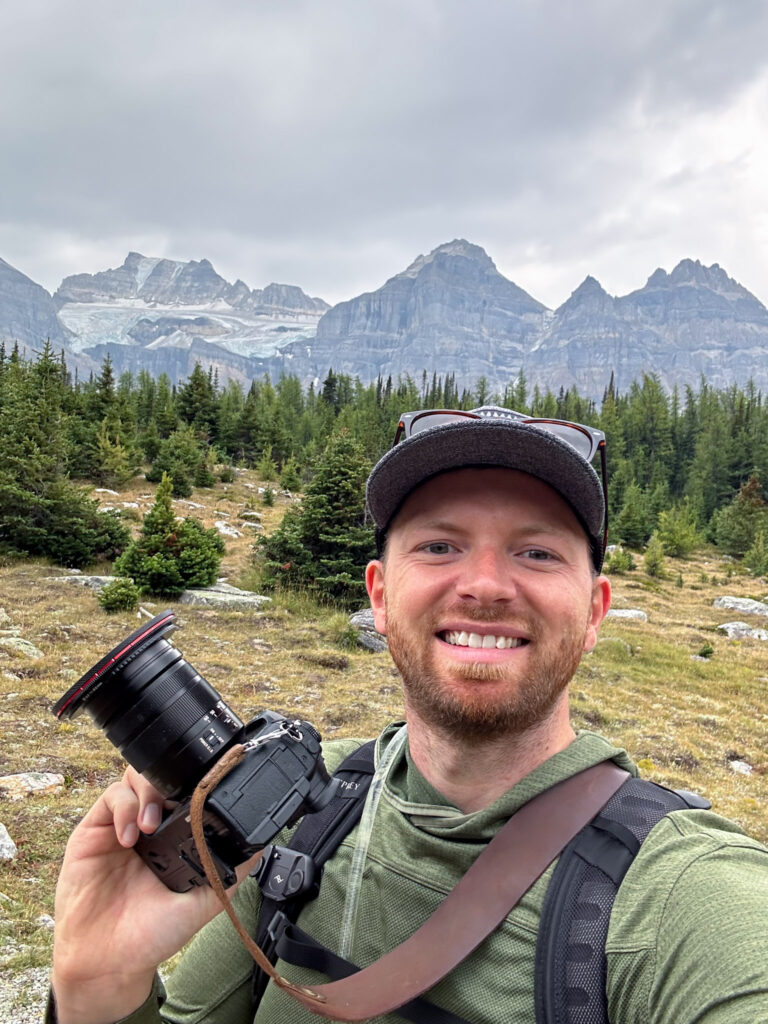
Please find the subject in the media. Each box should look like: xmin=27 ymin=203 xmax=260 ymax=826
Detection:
xmin=52 ymin=728 xmax=768 ymax=1023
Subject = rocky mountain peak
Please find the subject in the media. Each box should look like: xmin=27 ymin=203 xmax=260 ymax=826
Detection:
xmin=397 ymin=238 xmax=496 ymax=281
xmin=555 ymin=275 xmax=612 ymax=316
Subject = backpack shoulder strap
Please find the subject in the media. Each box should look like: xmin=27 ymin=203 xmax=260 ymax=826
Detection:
xmin=251 ymin=739 xmax=376 ymax=1008
xmin=534 ymin=774 xmax=709 ymax=1024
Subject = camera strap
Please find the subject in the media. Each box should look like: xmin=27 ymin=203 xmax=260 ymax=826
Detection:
xmin=191 ymin=746 xmax=629 ymax=1022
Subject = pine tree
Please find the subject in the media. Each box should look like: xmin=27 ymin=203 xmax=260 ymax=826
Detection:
xmin=257 ymin=429 xmax=375 ymax=606
xmin=114 ymin=474 xmax=225 ymax=596
xmin=711 ymin=475 xmax=768 ymax=556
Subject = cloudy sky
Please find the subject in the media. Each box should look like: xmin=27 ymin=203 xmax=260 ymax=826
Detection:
xmin=2 ymin=0 xmax=768 ymax=309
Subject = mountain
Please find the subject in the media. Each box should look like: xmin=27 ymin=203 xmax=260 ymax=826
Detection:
xmin=54 ymin=252 xmax=329 ymax=315
xmin=4 ymin=245 xmax=768 ymax=399
xmin=49 ymin=253 xmax=329 ymax=385
xmin=265 ymin=239 xmax=549 ymax=385
xmin=526 ymin=258 xmax=768 ymax=396
xmin=0 ymin=257 xmax=76 ymax=357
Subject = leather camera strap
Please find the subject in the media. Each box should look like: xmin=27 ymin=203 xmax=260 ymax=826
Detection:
xmin=191 ymin=749 xmax=629 ymax=1022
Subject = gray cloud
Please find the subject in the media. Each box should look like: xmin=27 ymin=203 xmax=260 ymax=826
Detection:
xmin=1 ymin=0 xmax=767 ymax=307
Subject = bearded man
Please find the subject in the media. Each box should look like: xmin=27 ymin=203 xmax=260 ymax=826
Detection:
xmin=49 ymin=407 xmax=768 ymax=1024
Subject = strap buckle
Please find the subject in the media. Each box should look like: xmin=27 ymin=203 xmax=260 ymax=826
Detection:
xmin=252 ymin=844 xmax=319 ymax=903
xmin=265 ymin=908 xmax=291 ymax=947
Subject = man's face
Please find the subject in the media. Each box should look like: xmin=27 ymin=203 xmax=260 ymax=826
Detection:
xmin=366 ymin=468 xmax=610 ymax=741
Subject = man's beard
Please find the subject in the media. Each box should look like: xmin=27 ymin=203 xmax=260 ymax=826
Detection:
xmin=386 ymin=604 xmax=588 ymax=742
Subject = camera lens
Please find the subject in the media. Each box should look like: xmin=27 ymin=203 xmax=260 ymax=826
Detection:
xmin=53 ymin=611 xmax=244 ymax=798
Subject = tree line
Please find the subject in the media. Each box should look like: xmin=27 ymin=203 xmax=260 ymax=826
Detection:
xmin=1 ymin=343 xmax=767 ymax=587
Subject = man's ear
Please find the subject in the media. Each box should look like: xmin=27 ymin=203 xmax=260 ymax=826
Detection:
xmin=583 ymin=575 xmax=611 ymax=652
xmin=365 ymin=560 xmax=387 ymax=635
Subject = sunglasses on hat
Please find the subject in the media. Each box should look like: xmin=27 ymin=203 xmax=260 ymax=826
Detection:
xmin=392 ymin=406 xmax=609 ymax=555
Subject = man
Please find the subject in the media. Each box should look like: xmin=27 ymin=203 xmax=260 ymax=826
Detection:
xmin=50 ymin=407 xmax=768 ymax=1024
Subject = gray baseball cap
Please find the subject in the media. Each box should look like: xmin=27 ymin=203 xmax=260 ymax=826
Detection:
xmin=366 ymin=406 xmax=607 ymax=571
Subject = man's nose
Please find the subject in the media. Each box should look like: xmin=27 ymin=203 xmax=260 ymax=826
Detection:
xmin=456 ymin=546 xmax=516 ymax=604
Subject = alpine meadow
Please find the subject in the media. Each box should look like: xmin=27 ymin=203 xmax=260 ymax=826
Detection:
xmin=1 ymin=346 xmax=767 ymax=1011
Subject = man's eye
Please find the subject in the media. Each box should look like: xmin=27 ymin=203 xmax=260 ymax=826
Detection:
xmin=421 ymin=542 xmax=454 ymax=555
xmin=522 ymin=548 xmax=555 ymax=561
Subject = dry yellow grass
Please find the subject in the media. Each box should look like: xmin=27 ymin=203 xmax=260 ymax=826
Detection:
xmin=0 ymin=470 xmax=766 ymax=972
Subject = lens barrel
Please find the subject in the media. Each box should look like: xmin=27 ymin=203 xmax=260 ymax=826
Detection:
xmin=53 ymin=611 xmax=244 ymax=798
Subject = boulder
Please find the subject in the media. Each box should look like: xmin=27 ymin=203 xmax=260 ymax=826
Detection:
xmin=0 ymin=823 xmax=18 ymax=860
xmin=46 ymin=574 xmax=112 ymax=590
xmin=349 ymin=609 xmax=388 ymax=653
xmin=178 ymin=584 xmax=270 ymax=610
xmin=214 ymin=521 xmax=242 ymax=538
xmin=717 ymin=621 xmax=768 ymax=640
xmin=713 ymin=596 xmax=768 ymax=617
xmin=0 ymin=637 xmax=43 ymax=659
xmin=605 ymin=609 xmax=648 ymax=622
xmin=0 ymin=772 xmax=66 ymax=800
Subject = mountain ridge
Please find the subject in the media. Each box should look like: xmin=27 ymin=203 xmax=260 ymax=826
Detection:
xmin=3 ymin=243 xmax=768 ymax=399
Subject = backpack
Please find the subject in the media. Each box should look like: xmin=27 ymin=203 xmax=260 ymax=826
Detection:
xmin=251 ymin=742 xmax=709 ymax=1023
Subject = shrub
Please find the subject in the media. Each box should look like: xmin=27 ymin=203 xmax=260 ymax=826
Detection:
xmin=219 ymin=465 xmax=237 ymax=484
xmin=257 ymin=445 xmax=278 ymax=482
xmin=114 ymin=474 xmax=225 ymax=597
xmin=280 ymin=456 xmax=302 ymax=492
xmin=262 ymin=487 xmax=275 ymax=507
xmin=656 ymin=499 xmax=701 ymax=557
xmin=643 ymin=533 xmax=666 ymax=578
xmin=743 ymin=528 xmax=768 ymax=577
xmin=98 ymin=577 xmax=141 ymax=613
xmin=604 ymin=547 xmax=635 ymax=575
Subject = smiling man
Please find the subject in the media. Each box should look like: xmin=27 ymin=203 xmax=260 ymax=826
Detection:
xmin=49 ymin=406 xmax=768 ymax=1024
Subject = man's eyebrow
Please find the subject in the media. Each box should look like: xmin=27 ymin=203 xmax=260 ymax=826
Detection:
xmin=403 ymin=518 xmax=574 ymax=539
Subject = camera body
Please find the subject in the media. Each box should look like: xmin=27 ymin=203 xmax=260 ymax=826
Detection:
xmin=54 ymin=612 xmax=338 ymax=892
xmin=135 ymin=711 xmax=338 ymax=891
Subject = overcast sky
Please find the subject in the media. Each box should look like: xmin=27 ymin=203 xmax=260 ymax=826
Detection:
xmin=2 ymin=0 xmax=767 ymax=309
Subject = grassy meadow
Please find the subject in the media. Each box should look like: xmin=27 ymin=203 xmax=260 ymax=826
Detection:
xmin=1 ymin=469 xmax=767 ymax=977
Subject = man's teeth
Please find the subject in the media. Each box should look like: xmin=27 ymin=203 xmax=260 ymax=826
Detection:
xmin=442 ymin=631 xmax=525 ymax=650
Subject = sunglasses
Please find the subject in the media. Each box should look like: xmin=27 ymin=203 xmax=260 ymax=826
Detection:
xmin=393 ymin=407 xmax=609 ymax=553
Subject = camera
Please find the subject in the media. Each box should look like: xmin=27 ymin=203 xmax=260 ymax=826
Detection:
xmin=53 ymin=610 xmax=339 ymax=892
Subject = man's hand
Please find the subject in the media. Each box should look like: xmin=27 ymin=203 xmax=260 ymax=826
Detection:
xmin=51 ymin=767 xmax=248 ymax=1024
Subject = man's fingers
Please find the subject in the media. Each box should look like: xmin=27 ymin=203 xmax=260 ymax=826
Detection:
xmin=78 ymin=769 xmax=165 ymax=851
xmin=124 ymin=766 xmax=165 ymax=836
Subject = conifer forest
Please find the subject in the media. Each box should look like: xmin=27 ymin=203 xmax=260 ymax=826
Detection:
xmin=2 ymin=342 xmax=768 ymax=595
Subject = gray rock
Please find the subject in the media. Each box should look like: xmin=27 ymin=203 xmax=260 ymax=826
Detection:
xmin=356 ymin=632 xmax=389 ymax=653
xmin=46 ymin=574 xmax=112 ymax=590
xmin=0 ymin=637 xmax=43 ymax=659
xmin=605 ymin=609 xmax=648 ymax=622
xmin=35 ymin=914 xmax=55 ymax=931
xmin=349 ymin=609 xmax=388 ymax=652
xmin=178 ymin=586 xmax=271 ymax=610
xmin=95 ymin=488 xmax=120 ymax=496
xmin=0 ymin=824 xmax=17 ymax=861
xmin=239 ymin=510 xmax=263 ymax=521
xmin=214 ymin=521 xmax=242 ymax=538
xmin=0 ymin=772 xmax=66 ymax=800
xmin=717 ymin=620 xmax=768 ymax=640
xmin=728 ymin=759 xmax=754 ymax=775
xmin=713 ymin=596 xmax=768 ymax=617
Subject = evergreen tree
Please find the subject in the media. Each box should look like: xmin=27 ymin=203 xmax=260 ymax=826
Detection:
xmin=613 ymin=481 xmax=654 ymax=549
xmin=656 ymin=498 xmax=701 ymax=557
xmin=257 ymin=429 xmax=375 ymax=606
xmin=114 ymin=474 xmax=225 ymax=596
xmin=711 ymin=475 xmax=768 ymax=556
